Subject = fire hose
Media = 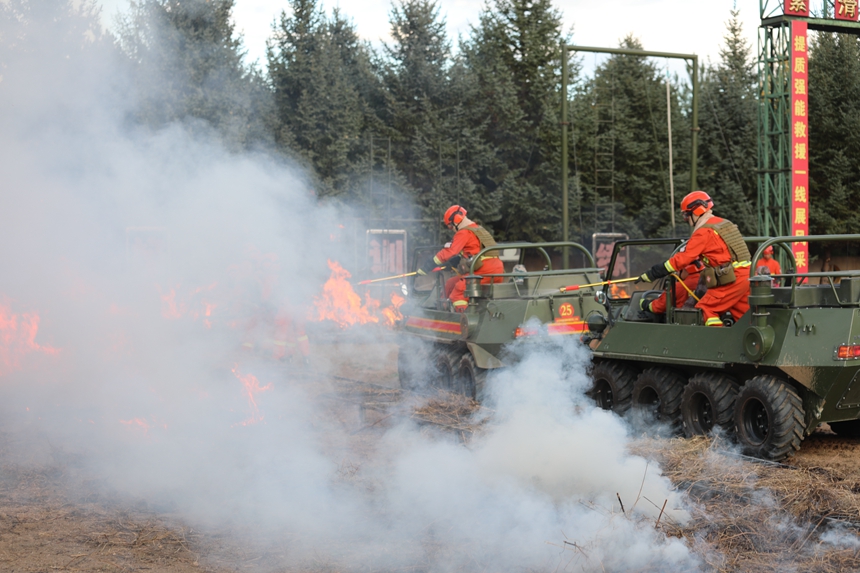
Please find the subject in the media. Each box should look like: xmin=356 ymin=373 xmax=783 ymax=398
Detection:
xmin=558 ymin=276 xmax=639 ymax=292
xmin=672 ymin=272 xmax=701 ymax=302
xmin=358 ymin=267 xmax=446 ymax=285
xmin=559 ymin=274 xmax=700 ymax=302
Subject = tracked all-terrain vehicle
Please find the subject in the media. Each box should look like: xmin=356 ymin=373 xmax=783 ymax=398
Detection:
xmin=397 ymin=242 xmax=605 ymax=399
xmin=585 ymin=235 xmax=860 ymax=460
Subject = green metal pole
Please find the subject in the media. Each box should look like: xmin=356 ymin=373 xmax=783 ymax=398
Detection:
xmin=690 ymin=55 xmax=698 ymax=193
xmin=561 ymin=44 xmax=570 ymax=269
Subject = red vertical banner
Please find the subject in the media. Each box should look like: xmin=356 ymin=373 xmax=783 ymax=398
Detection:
xmin=790 ymin=21 xmax=809 ymax=273
xmin=835 ymin=0 xmax=860 ymax=21
xmin=784 ymin=0 xmax=810 ymax=16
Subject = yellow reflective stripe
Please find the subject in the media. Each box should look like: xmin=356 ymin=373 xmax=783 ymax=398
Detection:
xmin=433 ymin=255 xmax=443 ymax=264
xmin=452 ymin=300 xmax=468 ymax=307
xmin=480 ymin=255 xmax=499 ymax=260
xmin=297 ymin=335 xmax=309 ymax=342
xmin=705 ymin=317 xmax=723 ymax=327
xmin=733 ymin=260 xmax=751 ymax=268
xmin=664 ymin=260 xmax=676 ymax=273
xmin=241 ymin=342 xmax=254 ymax=348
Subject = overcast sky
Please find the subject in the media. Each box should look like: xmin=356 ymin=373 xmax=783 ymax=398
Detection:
xmin=97 ymin=0 xmax=762 ymax=78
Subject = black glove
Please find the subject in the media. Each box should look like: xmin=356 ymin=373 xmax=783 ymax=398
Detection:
xmin=637 ymin=262 xmax=671 ymax=283
xmin=446 ymin=255 xmax=461 ymax=270
xmin=417 ymin=258 xmax=437 ymax=276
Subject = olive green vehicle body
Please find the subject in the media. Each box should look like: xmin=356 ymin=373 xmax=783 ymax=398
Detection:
xmin=399 ymin=242 xmax=605 ymax=387
xmin=590 ymin=235 xmax=860 ymax=433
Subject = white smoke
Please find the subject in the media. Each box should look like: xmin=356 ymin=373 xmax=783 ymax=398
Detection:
xmin=0 ymin=3 xmax=704 ymax=571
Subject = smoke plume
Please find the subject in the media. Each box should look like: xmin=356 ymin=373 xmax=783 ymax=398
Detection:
xmin=0 ymin=3 xmax=702 ymax=571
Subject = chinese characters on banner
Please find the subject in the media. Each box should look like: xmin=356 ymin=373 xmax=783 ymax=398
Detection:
xmin=367 ymin=232 xmax=406 ymax=275
xmin=784 ymin=0 xmax=810 ymax=16
xmin=791 ymin=21 xmax=809 ymax=272
xmin=595 ymin=242 xmax=627 ymax=276
xmin=836 ymin=0 xmax=860 ymax=21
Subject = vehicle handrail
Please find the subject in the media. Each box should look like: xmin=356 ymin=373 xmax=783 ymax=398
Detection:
xmin=755 ymin=235 xmax=860 ymax=307
xmin=470 ymin=241 xmax=596 ymax=273
xmin=771 ymin=271 xmax=860 ymax=278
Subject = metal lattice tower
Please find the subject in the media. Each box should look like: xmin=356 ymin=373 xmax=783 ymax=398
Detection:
xmin=757 ymin=19 xmax=792 ymax=238
xmin=758 ymin=0 xmax=860 ymax=238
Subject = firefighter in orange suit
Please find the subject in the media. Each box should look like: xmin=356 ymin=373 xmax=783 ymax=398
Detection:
xmin=638 ymin=191 xmax=751 ymax=326
xmin=756 ymin=246 xmax=781 ymax=275
xmin=643 ymin=260 xmax=705 ymax=315
xmin=417 ymin=205 xmax=504 ymax=311
xmin=272 ymin=305 xmax=310 ymax=365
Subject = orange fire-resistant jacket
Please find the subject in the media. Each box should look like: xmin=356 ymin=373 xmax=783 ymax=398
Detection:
xmin=433 ymin=224 xmax=488 ymax=264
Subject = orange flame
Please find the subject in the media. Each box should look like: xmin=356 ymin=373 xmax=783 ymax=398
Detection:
xmin=159 ymin=285 xmax=184 ymax=318
xmin=313 ymin=260 xmax=379 ymax=327
xmin=381 ymin=293 xmax=405 ymax=326
xmin=609 ymin=282 xmax=626 ymax=298
xmin=313 ymin=261 xmax=407 ymax=328
xmin=158 ymin=283 xmax=218 ymax=325
xmin=120 ymin=417 xmax=151 ymax=434
xmin=0 ymin=301 xmax=59 ymax=376
xmin=232 ymin=365 xmax=272 ymax=426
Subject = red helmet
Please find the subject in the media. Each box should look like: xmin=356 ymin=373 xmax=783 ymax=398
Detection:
xmin=680 ymin=191 xmax=714 ymax=219
xmin=764 ymin=246 xmax=774 ymax=255
xmin=443 ymin=205 xmax=467 ymax=227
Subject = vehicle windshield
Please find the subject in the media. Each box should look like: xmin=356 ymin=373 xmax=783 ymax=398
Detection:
xmin=412 ymin=248 xmax=455 ymax=294
xmin=606 ymin=242 xmax=681 ymax=300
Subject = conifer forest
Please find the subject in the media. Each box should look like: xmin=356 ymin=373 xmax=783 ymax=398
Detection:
xmin=4 ymin=0 xmax=860 ymax=244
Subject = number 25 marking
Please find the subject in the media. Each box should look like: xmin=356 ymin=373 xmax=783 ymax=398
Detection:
xmin=559 ymin=303 xmax=574 ymax=317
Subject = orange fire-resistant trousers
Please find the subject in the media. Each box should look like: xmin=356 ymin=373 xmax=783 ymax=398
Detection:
xmin=698 ymin=266 xmax=750 ymax=326
xmin=449 ymin=258 xmax=505 ymax=311
xmin=273 ymin=313 xmax=309 ymax=360
xmin=649 ymin=271 xmax=702 ymax=314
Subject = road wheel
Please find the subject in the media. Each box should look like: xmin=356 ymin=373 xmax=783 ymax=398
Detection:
xmin=681 ymin=372 xmax=739 ymax=437
xmin=734 ymin=375 xmax=805 ymax=461
xmin=457 ymin=353 xmax=487 ymax=400
xmin=828 ymin=420 xmax=860 ymax=437
xmin=631 ymin=368 xmax=686 ymax=429
xmin=432 ymin=347 xmax=462 ymax=392
xmin=589 ymin=361 xmax=636 ymax=414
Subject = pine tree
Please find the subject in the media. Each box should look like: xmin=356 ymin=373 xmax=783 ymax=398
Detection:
xmin=268 ymin=2 xmax=381 ymax=200
xmin=117 ymin=0 xmax=271 ymax=149
xmin=696 ymin=10 xmax=757 ymax=234
xmin=571 ymin=36 xmax=687 ymax=240
xmin=0 ymin=0 xmax=112 ymax=116
xmin=267 ymin=0 xmax=324 ymax=150
xmin=379 ymin=0 xmax=454 ymax=219
xmin=808 ymin=32 xmax=860 ymax=235
xmin=461 ymin=0 xmax=570 ymax=241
